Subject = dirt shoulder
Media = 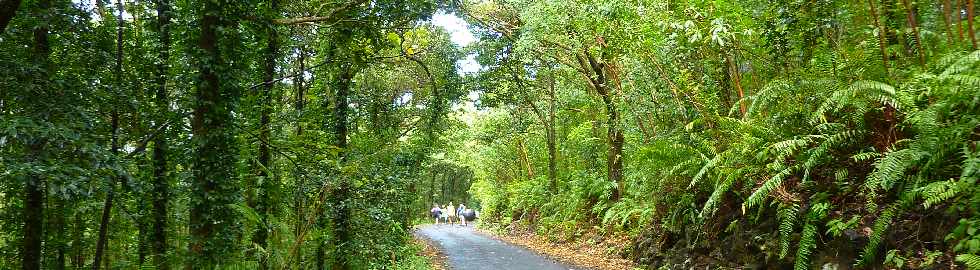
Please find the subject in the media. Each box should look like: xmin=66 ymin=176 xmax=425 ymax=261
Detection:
xmin=474 ymin=227 xmax=637 ymax=270
xmin=413 ymin=237 xmax=448 ymax=270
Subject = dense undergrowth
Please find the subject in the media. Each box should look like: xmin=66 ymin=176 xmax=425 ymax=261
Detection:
xmin=459 ymin=0 xmax=980 ymax=269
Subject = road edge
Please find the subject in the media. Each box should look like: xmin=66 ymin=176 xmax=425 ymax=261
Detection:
xmin=412 ymin=232 xmax=449 ymax=270
xmin=472 ymin=227 xmax=637 ymax=270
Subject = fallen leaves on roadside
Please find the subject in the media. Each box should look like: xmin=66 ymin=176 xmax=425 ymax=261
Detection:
xmin=413 ymin=237 xmax=448 ymax=270
xmin=475 ymin=228 xmax=637 ymax=270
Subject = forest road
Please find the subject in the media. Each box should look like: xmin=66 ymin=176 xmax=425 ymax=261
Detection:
xmin=415 ymin=224 xmax=582 ymax=270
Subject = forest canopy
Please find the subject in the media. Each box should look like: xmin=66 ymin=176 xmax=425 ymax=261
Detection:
xmin=1 ymin=0 xmax=980 ymax=269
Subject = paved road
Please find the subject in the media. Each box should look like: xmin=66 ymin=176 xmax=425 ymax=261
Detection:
xmin=415 ymin=224 xmax=581 ymax=270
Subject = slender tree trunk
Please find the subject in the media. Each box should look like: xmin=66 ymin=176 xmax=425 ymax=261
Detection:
xmin=968 ymin=0 xmax=977 ymax=48
xmin=957 ymin=0 xmax=966 ymax=39
xmin=546 ymin=77 xmax=557 ymax=194
xmin=576 ymin=51 xmax=624 ymax=200
xmin=331 ymin=64 xmax=354 ymax=270
xmin=150 ymin=0 xmax=171 ymax=268
xmin=868 ymin=0 xmax=890 ymax=75
xmin=901 ymin=0 xmax=925 ymax=65
xmin=92 ymin=110 xmax=118 ymax=270
xmin=22 ymin=1 xmax=50 ymax=269
xmin=255 ymin=2 xmax=278 ymax=269
xmin=945 ymin=0 xmax=958 ymax=43
xmin=725 ymin=54 xmax=746 ymax=116
xmin=72 ymin=212 xmax=84 ymax=269
xmin=52 ymin=197 xmax=67 ymax=270
xmin=188 ymin=0 xmax=240 ymax=266
xmin=93 ymin=1 xmax=125 ymax=267
xmin=0 ymin=0 xmax=21 ymax=32
xmin=23 ymin=146 xmax=44 ymax=270
xmin=292 ymin=46 xmax=306 ymax=270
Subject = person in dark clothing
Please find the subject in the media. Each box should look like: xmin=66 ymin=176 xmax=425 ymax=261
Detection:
xmin=430 ymin=204 xmax=442 ymax=225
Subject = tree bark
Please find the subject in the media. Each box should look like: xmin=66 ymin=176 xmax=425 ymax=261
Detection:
xmin=900 ymin=0 xmax=925 ymax=65
xmin=576 ymin=50 xmax=624 ymax=200
xmin=945 ymin=0 xmax=957 ymax=43
xmin=254 ymin=1 xmax=278 ymax=269
xmin=93 ymin=0 xmax=125 ymax=268
xmin=0 ymin=0 xmax=20 ymax=32
xmin=150 ymin=0 xmax=171 ymax=268
xmin=546 ymin=75 xmax=558 ymax=194
xmin=188 ymin=0 xmax=240 ymax=266
xmin=968 ymin=0 xmax=978 ymax=48
xmin=331 ymin=64 xmax=354 ymax=270
xmin=867 ymin=0 xmax=890 ymax=75
xmin=292 ymin=46 xmax=306 ymax=270
xmin=23 ymin=145 xmax=43 ymax=270
xmin=22 ymin=1 xmax=50 ymax=269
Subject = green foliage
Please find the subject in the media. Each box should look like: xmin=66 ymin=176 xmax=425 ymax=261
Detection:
xmin=957 ymin=254 xmax=980 ymax=269
xmin=461 ymin=0 xmax=980 ymax=269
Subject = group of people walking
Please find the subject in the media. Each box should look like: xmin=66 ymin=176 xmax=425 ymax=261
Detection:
xmin=431 ymin=202 xmax=468 ymax=226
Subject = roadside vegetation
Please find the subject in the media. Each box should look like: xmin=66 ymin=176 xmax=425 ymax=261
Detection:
xmin=2 ymin=0 xmax=979 ymax=269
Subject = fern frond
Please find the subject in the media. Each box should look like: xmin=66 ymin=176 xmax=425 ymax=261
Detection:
xmin=745 ymin=165 xmax=796 ymax=209
xmin=867 ymin=149 xmax=922 ymax=192
xmin=919 ymin=179 xmax=962 ymax=209
xmin=778 ymin=203 xmax=800 ymax=259
xmin=795 ymin=202 xmax=829 ymax=270
xmin=941 ymin=50 xmax=980 ymax=76
xmin=690 ymin=153 xmax=721 ymax=189
xmin=957 ymin=254 xmax=980 ymax=269
xmin=700 ymin=174 xmax=736 ymax=220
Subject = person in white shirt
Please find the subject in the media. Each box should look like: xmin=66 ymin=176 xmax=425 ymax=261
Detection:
xmin=457 ymin=203 xmax=467 ymax=226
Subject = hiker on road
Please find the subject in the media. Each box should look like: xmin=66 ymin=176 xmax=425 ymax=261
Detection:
xmin=430 ymin=204 xmax=442 ymax=224
xmin=447 ymin=202 xmax=456 ymax=225
xmin=457 ymin=203 xmax=467 ymax=226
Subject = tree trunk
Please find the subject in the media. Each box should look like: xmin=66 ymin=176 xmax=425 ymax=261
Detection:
xmin=91 ymin=111 xmax=117 ymax=270
xmin=546 ymin=81 xmax=557 ymax=195
xmin=867 ymin=0 xmax=890 ymax=75
xmin=725 ymin=54 xmax=746 ymax=116
xmin=72 ymin=212 xmax=84 ymax=269
xmin=576 ymin=51 xmax=624 ymax=200
xmin=331 ymin=64 xmax=354 ymax=270
xmin=188 ymin=0 xmax=240 ymax=266
xmin=151 ymin=0 xmax=171 ymax=268
xmin=901 ymin=0 xmax=925 ymax=65
xmin=0 ymin=0 xmax=21 ymax=32
xmin=945 ymin=0 xmax=957 ymax=43
xmin=292 ymin=46 xmax=306 ymax=270
xmin=22 ymin=1 xmax=50 ymax=269
xmin=52 ymin=197 xmax=67 ymax=270
xmin=254 ymin=1 xmax=278 ymax=269
xmin=968 ymin=0 xmax=977 ymax=48
xmin=93 ymin=0 xmax=125 ymax=267
xmin=23 ymin=146 xmax=43 ymax=270
xmin=957 ymin=0 xmax=966 ymax=40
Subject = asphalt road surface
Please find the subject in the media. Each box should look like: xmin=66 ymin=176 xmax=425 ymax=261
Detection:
xmin=415 ymin=224 xmax=581 ymax=270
